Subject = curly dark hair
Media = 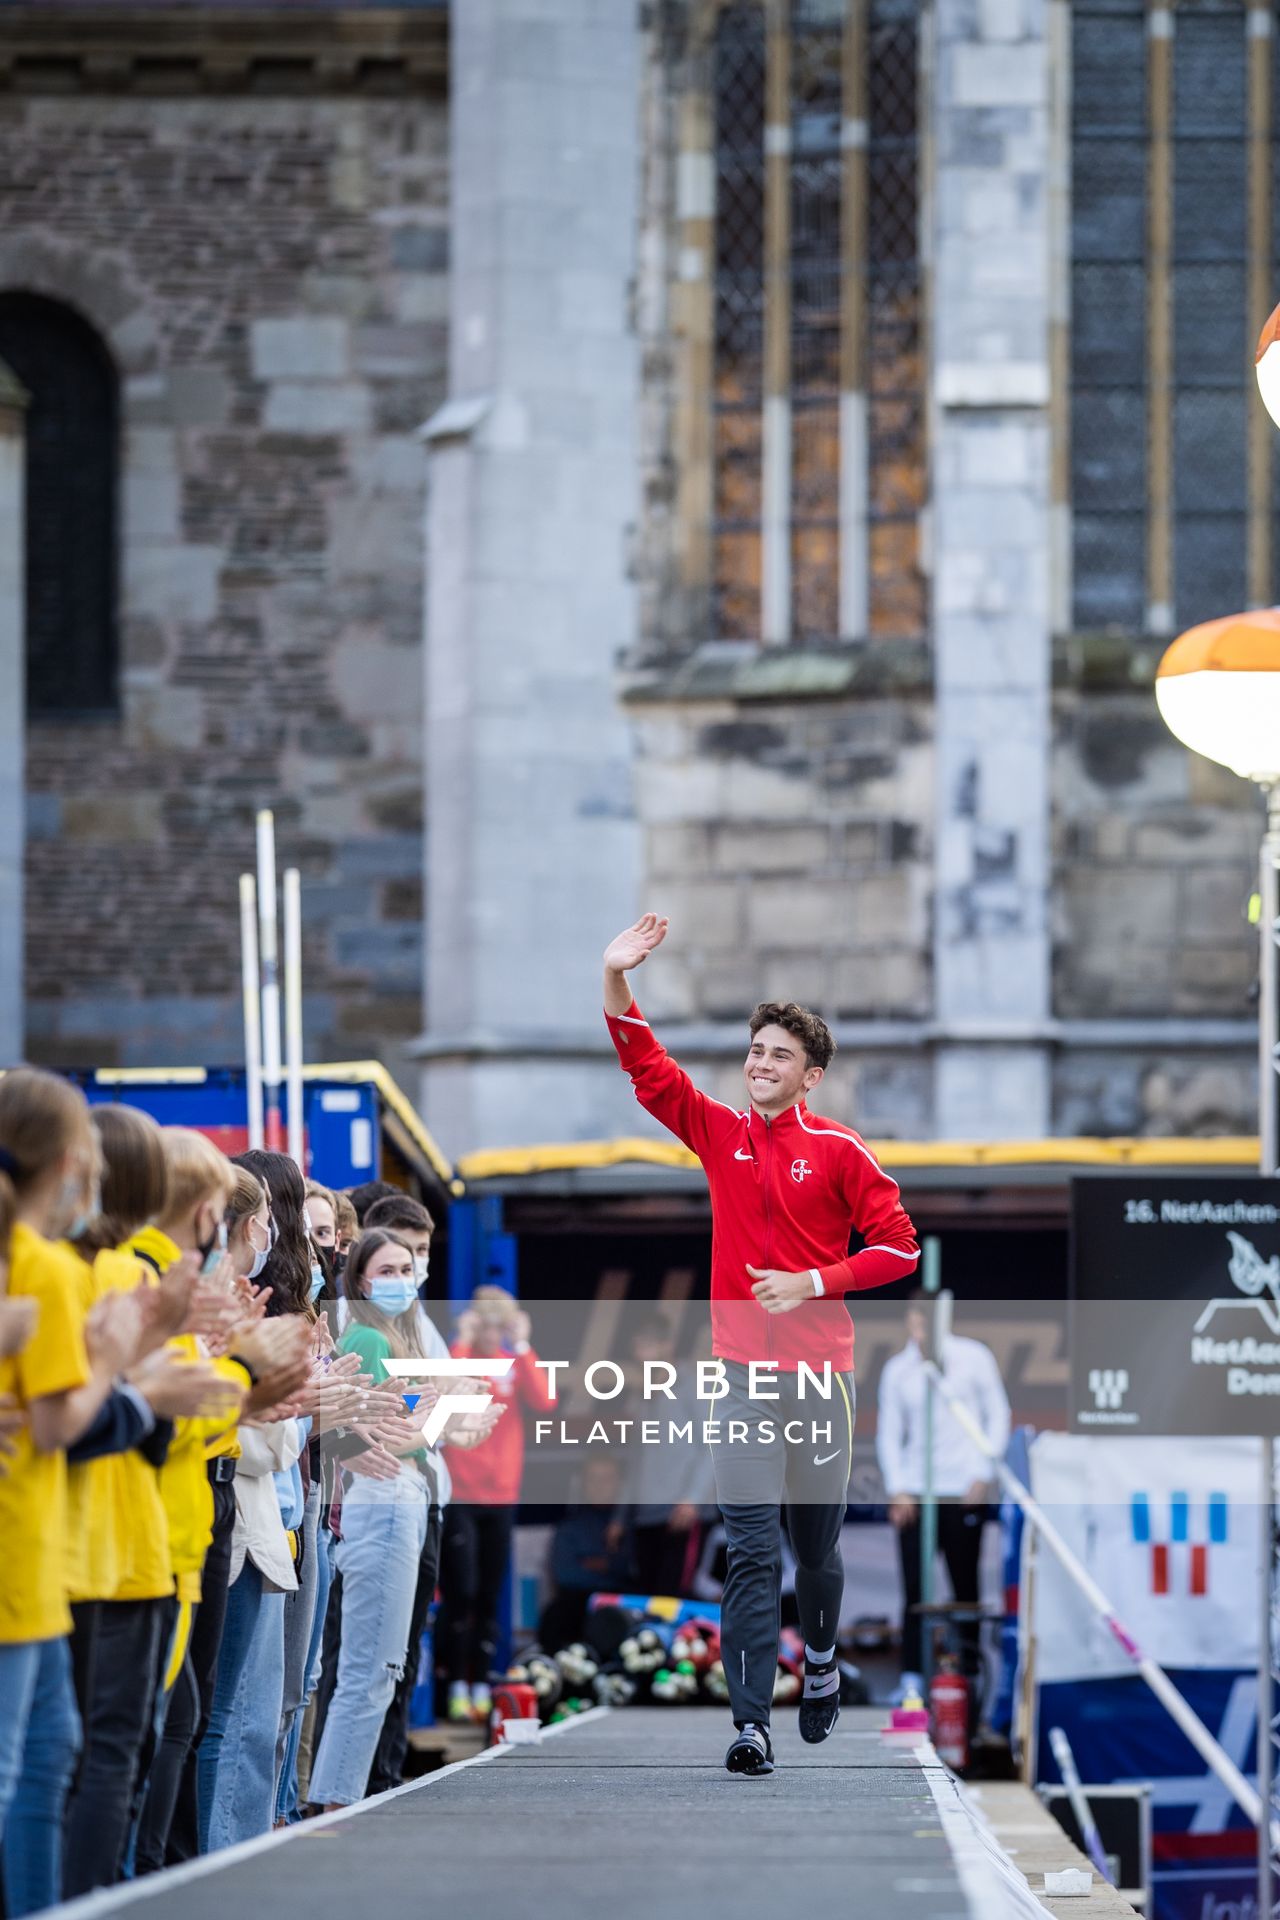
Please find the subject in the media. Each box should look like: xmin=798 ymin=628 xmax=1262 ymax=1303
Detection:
xmin=233 ymin=1148 xmax=315 ymax=1319
xmin=748 ymin=1001 xmax=836 ymax=1073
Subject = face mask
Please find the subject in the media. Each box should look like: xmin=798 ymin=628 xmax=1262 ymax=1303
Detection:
xmin=62 ymin=1168 xmax=98 ymax=1242
xmin=332 ymin=1251 xmax=347 ymax=1284
xmin=369 ymin=1275 xmax=418 ymax=1317
xmin=247 ymin=1242 xmax=269 ymax=1283
xmin=199 ymin=1218 xmax=228 ymax=1280
xmin=309 ymin=1262 xmax=325 ymax=1302
xmin=413 ymin=1253 xmax=430 ymax=1287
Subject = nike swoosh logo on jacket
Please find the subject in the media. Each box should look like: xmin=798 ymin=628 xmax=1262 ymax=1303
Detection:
xmin=606 ymin=1000 xmax=919 ymax=1370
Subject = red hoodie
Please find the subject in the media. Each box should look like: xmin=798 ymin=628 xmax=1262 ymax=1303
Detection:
xmin=443 ymin=1344 xmax=556 ymax=1506
xmin=607 ymin=999 xmax=919 ymax=1371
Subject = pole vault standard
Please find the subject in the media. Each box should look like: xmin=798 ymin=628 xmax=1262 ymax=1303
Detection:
xmin=256 ymin=809 xmax=284 ymax=1154
xmin=924 ymin=1359 xmax=1276 ymax=1844
xmin=238 ymin=873 xmax=265 ymax=1152
xmin=283 ymin=866 xmax=304 ymax=1174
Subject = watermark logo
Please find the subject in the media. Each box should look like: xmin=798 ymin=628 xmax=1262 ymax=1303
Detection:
xmin=382 ymin=1355 xmax=514 ymax=1446
xmin=790 ymin=1159 xmax=813 ymax=1184
xmin=1088 ymin=1367 xmax=1129 ymax=1411
xmin=1192 ymin=1231 xmax=1280 ymax=1337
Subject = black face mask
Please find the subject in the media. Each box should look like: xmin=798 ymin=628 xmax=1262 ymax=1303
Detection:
xmin=331 ymin=1249 xmax=347 ymax=1284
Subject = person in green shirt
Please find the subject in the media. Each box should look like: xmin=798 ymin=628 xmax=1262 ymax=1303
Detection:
xmin=308 ymin=1231 xmax=435 ymax=1808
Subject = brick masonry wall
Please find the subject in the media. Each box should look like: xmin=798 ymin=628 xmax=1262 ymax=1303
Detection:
xmin=1 ymin=89 xmax=447 ymax=1073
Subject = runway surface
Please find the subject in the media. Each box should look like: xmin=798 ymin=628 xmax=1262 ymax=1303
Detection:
xmin=54 ymin=1708 xmax=1028 ymax=1920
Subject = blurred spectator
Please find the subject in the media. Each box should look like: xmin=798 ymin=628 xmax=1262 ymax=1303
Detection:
xmin=538 ymin=1458 xmax=629 ymax=1651
xmin=606 ymin=1312 xmax=716 ymax=1598
xmin=876 ymin=1295 xmax=1011 ymax=1701
xmin=439 ymin=1285 xmax=554 ymax=1722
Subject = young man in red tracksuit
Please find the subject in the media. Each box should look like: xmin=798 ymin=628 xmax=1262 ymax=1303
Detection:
xmin=603 ymin=913 xmax=919 ymax=1776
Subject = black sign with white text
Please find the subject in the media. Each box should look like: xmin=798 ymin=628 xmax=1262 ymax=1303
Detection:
xmin=1069 ymin=1176 xmax=1280 ymax=1434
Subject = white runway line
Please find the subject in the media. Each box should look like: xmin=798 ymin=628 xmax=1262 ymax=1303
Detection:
xmin=52 ymin=1706 xmax=613 ymax=1920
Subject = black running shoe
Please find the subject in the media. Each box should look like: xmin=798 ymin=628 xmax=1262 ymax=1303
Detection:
xmin=725 ymin=1723 xmax=774 ymax=1776
xmin=798 ymin=1658 xmax=840 ymax=1744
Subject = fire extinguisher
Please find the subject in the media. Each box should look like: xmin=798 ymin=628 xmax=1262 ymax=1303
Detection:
xmin=490 ymin=1681 xmax=538 ymax=1745
xmin=930 ymin=1657 xmax=969 ymax=1771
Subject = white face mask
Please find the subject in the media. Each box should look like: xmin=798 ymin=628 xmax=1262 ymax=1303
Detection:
xmin=413 ymin=1252 xmax=430 ymax=1286
xmin=247 ymin=1242 xmax=269 ymax=1283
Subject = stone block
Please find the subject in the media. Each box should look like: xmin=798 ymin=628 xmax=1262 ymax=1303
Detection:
xmin=392 ymin=225 xmax=450 ymax=274
xmin=832 ymin=951 xmax=929 ymax=1018
xmin=125 ymin=544 xmax=221 ymax=624
xmin=746 ymin=883 xmax=838 ymax=952
xmin=1178 ymin=867 xmax=1254 ymax=943
xmin=634 ymin=757 xmax=724 ymax=823
xmin=978 ymin=0 xmax=1026 ymax=41
xmin=697 ymin=957 xmax=771 ymax=1021
xmin=1172 ymin=945 xmax=1253 ymax=1011
xmin=652 ymin=877 xmax=742 ymax=949
xmin=251 ymin=317 xmax=350 ymax=382
xmin=950 ymin=42 xmax=1046 ymax=108
xmin=647 ymin=822 xmax=714 ymax=877
xmin=760 ymin=953 xmax=831 ymax=1010
xmin=263 ymin=382 xmax=372 ymax=436
xmin=955 ymin=419 xmax=1034 ymax=487
xmin=61 ymin=794 xmax=163 ymax=844
xmin=1132 ymin=813 xmax=1258 ymax=867
xmin=715 ymin=824 xmax=831 ymax=875
xmin=1063 ymin=867 xmax=1178 ymax=949
xmin=167 ymin=368 xmax=231 ymax=428
xmin=123 ymin=469 xmax=180 ymax=543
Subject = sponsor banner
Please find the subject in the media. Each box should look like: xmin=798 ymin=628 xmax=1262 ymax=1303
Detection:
xmin=1027 ymin=1433 xmax=1260 ymax=1682
xmin=1070 ymin=1177 xmax=1280 ymax=1434
xmin=1037 ymin=1671 xmax=1257 ymax=1920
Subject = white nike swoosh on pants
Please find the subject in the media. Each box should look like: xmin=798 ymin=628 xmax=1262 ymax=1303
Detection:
xmin=813 ymin=1450 xmax=841 ymax=1466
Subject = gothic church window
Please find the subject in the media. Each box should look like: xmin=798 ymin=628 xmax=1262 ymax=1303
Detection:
xmin=0 ymin=293 xmax=119 ymax=714
xmin=699 ymin=0 xmax=924 ymax=647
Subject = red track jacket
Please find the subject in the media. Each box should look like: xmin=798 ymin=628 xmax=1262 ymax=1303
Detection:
xmin=607 ymin=1000 xmax=919 ymax=1371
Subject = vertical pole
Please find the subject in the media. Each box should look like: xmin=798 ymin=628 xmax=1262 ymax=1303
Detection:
xmin=1047 ymin=0 xmax=1073 ymax=635
xmin=1261 ymin=785 xmax=1280 ymax=1182
xmin=256 ymin=809 xmax=283 ymax=1154
xmin=762 ymin=0 xmax=792 ymax=644
xmin=1247 ymin=8 xmax=1273 ymax=611
xmin=920 ymin=1237 xmax=941 ymax=1689
xmin=1145 ymin=1 xmax=1174 ymax=636
xmin=675 ymin=0 xmax=717 ymax=611
xmin=283 ymin=867 xmax=304 ymax=1174
xmin=1260 ymin=784 xmax=1280 ymax=1920
xmin=1260 ymin=1436 xmax=1274 ymax=1920
xmin=238 ymin=873 xmax=264 ymax=1153
xmin=839 ymin=0 xmax=868 ymax=641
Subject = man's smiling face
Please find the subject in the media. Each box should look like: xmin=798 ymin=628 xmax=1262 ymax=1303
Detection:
xmin=742 ymin=1023 xmax=823 ymax=1117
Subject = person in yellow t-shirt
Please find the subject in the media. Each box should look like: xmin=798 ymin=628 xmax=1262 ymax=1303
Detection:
xmin=128 ymin=1144 xmax=257 ymax=1875
xmin=0 ymin=1069 xmax=142 ymax=1920
xmin=123 ymin=1135 xmax=308 ymax=1873
xmin=62 ymin=1108 xmax=243 ymax=1898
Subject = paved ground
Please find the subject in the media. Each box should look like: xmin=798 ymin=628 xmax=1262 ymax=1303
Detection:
xmin=57 ymin=1708 xmax=1133 ymax=1920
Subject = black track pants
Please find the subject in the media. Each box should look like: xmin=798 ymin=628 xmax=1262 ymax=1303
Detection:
xmin=710 ymin=1359 xmax=855 ymax=1728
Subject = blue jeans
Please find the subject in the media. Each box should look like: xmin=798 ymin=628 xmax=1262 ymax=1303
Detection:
xmin=1 ymin=1636 xmax=81 ymax=1915
xmin=0 ymin=1641 xmax=41 ymax=1846
xmin=196 ymin=1562 xmax=285 ymax=1853
xmin=307 ymin=1474 xmax=427 ymax=1808
xmin=273 ymin=1486 xmax=325 ymax=1825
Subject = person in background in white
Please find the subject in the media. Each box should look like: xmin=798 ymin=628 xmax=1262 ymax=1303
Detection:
xmin=876 ymin=1292 xmax=1010 ymax=1705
